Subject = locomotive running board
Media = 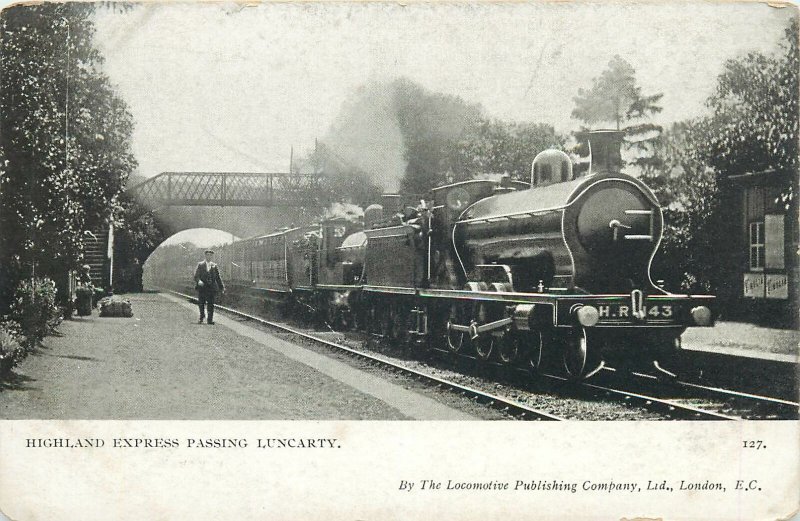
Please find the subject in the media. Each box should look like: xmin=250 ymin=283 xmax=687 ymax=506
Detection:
xmin=363 ymin=285 xmax=416 ymax=295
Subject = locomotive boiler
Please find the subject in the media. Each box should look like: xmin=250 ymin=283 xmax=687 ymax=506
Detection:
xmin=453 ymin=140 xmax=663 ymax=295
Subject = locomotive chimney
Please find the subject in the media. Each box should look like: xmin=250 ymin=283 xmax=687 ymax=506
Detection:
xmin=576 ymin=130 xmax=624 ymax=175
xmin=381 ymin=194 xmax=403 ymax=215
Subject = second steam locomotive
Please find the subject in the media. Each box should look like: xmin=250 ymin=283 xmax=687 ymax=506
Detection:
xmin=203 ymin=130 xmax=715 ymax=379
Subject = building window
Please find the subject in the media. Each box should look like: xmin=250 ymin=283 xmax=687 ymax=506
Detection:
xmin=749 ymin=221 xmax=764 ymax=270
xmin=764 ymin=214 xmax=785 ymax=269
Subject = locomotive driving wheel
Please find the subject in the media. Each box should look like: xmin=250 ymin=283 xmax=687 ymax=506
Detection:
xmin=561 ymin=328 xmax=603 ymax=380
xmin=496 ymin=331 xmax=520 ymax=365
xmin=524 ymin=330 xmax=543 ymax=373
xmin=446 ymin=302 xmax=467 ymax=353
xmin=473 ymin=330 xmax=494 ymax=361
xmin=562 ymin=328 xmax=589 ymax=380
xmin=472 ymin=301 xmax=494 ymax=362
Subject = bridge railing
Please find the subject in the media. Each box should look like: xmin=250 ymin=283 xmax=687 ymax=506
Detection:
xmin=128 ymin=172 xmax=328 ymax=207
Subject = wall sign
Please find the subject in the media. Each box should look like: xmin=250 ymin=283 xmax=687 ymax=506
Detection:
xmin=743 ymin=273 xmax=765 ymax=298
xmin=765 ymin=274 xmax=789 ymax=299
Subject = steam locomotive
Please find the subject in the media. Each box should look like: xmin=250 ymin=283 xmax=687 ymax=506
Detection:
xmin=213 ymin=130 xmax=715 ymax=379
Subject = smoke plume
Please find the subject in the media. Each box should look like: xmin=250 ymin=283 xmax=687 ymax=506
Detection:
xmin=321 ymin=81 xmax=408 ymax=192
xmin=322 ymin=202 xmax=364 ymax=224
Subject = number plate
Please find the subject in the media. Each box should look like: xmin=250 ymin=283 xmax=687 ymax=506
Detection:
xmin=596 ymin=303 xmax=676 ymax=322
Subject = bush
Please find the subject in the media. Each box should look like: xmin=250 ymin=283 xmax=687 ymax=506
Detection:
xmin=0 ymin=321 xmax=24 ymax=374
xmin=10 ymin=277 xmax=62 ymax=348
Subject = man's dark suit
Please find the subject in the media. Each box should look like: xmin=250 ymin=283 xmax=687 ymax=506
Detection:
xmin=194 ymin=261 xmax=224 ymax=323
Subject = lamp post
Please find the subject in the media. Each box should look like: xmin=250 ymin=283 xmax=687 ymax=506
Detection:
xmin=62 ymin=16 xmax=70 ymax=171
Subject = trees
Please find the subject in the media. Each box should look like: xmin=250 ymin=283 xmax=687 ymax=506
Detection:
xmin=642 ymin=122 xmax=727 ymax=292
xmin=701 ymin=18 xmax=797 ymax=203
xmin=641 ymin=18 xmax=798 ymax=295
xmin=452 ymin=120 xmax=563 ymax=183
xmin=572 ymin=55 xmax=664 ymax=174
xmin=0 ymin=4 xmax=136 ymax=310
xmin=572 ymin=55 xmax=663 ymax=132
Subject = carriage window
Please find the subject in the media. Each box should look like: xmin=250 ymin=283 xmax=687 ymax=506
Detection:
xmin=749 ymin=221 xmax=765 ymax=270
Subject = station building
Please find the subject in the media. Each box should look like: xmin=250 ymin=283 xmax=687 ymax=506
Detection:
xmin=722 ymin=170 xmax=798 ymax=329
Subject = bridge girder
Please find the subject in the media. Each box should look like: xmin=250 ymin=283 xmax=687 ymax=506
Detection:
xmin=128 ymin=171 xmax=330 ymax=208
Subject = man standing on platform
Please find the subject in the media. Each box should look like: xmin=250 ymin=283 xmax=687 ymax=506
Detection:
xmin=194 ymin=249 xmax=225 ymax=325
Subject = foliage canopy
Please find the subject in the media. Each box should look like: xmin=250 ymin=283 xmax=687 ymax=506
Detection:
xmin=572 ymin=55 xmax=663 ymax=132
xmin=0 ymin=3 xmax=136 ymax=307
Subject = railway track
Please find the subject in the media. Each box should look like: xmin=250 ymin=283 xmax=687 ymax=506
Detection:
xmin=621 ymin=371 xmax=799 ymax=420
xmin=564 ymin=375 xmax=741 ymax=420
xmin=168 ymin=289 xmax=797 ymax=421
xmin=418 ymin=352 xmax=744 ymax=420
xmin=168 ymin=290 xmax=564 ymax=421
xmin=411 ymin=342 xmax=797 ymax=420
xmin=414 ymin=348 xmax=794 ymax=420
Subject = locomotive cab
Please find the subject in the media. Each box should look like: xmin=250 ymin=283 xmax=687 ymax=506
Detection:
xmin=428 ymin=180 xmax=500 ymax=288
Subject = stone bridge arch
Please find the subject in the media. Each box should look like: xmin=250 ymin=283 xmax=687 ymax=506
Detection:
xmin=148 ymin=205 xmax=316 ymax=239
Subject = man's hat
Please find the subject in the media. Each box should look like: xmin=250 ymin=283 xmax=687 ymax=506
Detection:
xmin=204 ymin=249 xmax=215 ymax=254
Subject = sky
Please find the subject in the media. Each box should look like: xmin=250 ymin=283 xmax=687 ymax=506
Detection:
xmin=87 ymin=1 xmax=795 ymax=246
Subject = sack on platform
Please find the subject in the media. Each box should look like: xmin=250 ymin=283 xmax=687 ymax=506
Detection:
xmin=98 ymin=296 xmax=133 ymax=318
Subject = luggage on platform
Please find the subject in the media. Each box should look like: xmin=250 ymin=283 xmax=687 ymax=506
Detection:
xmin=75 ymin=286 xmax=93 ymax=316
xmin=98 ymin=296 xmax=133 ymax=318
xmin=93 ymin=287 xmax=106 ymax=307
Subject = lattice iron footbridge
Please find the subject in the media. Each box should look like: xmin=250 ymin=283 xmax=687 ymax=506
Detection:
xmin=128 ymin=171 xmax=329 ymax=208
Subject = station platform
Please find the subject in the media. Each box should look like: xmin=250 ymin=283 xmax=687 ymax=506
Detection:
xmin=0 ymin=293 xmax=477 ymax=420
xmin=682 ymin=320 xmax=798 ymax=363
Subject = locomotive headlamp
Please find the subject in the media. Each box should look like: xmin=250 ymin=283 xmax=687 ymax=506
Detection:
xmin=575 ymin=305 xmax=600 ymax=327
xmin=690 ymin=306 xmax=712 ymax=326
